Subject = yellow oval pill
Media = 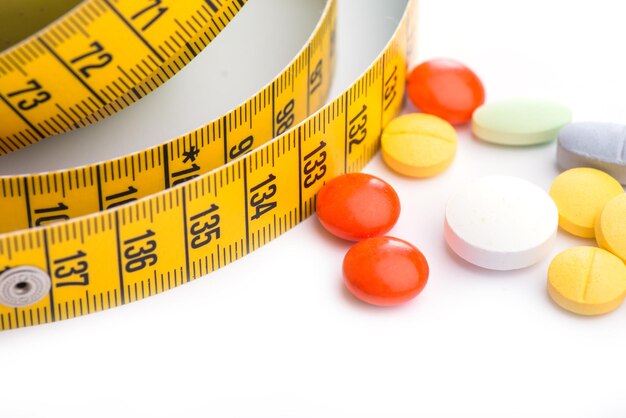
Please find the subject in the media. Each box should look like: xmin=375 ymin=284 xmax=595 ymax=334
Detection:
xmin=548 ymin=246 xmax=626 ymax=315
xmin=381 ymin=113 xmax=457 ymax=178
xmin=596 ymin=193 xmax=626 ymax=263
xmin=549 ymin=167 xmax=624 ymax=238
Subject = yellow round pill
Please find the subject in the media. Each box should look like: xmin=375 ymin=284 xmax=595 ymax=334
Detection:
xmin=381 ymin=113 xmax=457 ymax=178
xmin=549 ymin=167 xmax=624 ymax=238
xmin=548 ymin=246 xmax=626 ymax=316
xmin=596 ymin=193 xmax=626 ymax=263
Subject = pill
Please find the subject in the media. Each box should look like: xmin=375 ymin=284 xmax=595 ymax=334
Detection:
xmin=316 ymin=173 xmax=400 ymax=241
xmin=549 ymin=167 xmax=624 ymax=238
xmin=547 ymin=246 xmax=626 ymax=316
xmin=557 ymin=122 xmax=626 ymax=185
xmin=445 ymin=176 xmax=558 ymax=270
xmin=343 ymin=236 xmax=429 ymax=306
xmin=381 ymin=113 xmax=457 ymax=178
xmin=472 ymin=98 xmax=572 ymax=146
xmin=407 ymin=58 xmax=485 ymax=125
xmin=595 ymin=193 xmax=626 ymax=263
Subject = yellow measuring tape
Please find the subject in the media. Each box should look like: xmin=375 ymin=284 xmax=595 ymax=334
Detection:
xmin=0 ymin=0 xmax=246 ymax=153
xmin=0 ymin=0 xmax=415 ymax=331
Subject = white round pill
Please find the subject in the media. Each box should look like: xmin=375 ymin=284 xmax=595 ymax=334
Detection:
xmin=444 ymin=176 xmax=558 ymax=270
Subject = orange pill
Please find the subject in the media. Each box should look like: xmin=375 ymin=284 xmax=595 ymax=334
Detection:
xmin=343 ymin=236 xmax=429 ymax=306
xmin=316 ymin=173 xmax=400 ymax=241
xmin=407 ymin=58 xmax=485 ymax=125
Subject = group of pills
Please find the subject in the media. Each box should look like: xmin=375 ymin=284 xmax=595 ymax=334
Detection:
xmin=315 ymin=58 xmax=626 ymax=315
xmin=549 ymin=167 xmax=626 ymax=315
xmin=316 ymin=173 xmax=429 ymax=306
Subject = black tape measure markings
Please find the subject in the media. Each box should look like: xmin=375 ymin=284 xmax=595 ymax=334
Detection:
xmin=0 ymin=0 xmax=414 ymax=331
xmin=0 ymin=0 xmax=337 ymax=236
xmin=0 ymin=0 xmax=247 ymax=153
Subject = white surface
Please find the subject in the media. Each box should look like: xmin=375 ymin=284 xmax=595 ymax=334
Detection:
xmin=444 ymin=176 xmax=558 ymax=270
xmin=2 ymin=0 xmax=626 ymax=417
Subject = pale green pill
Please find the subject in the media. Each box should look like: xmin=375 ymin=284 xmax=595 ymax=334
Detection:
xmin=472 ymin=98 xmax=572 ymax=146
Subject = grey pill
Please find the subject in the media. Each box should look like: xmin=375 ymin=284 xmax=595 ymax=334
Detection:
xmin=557 ymin=122 xmax=626 ymax=185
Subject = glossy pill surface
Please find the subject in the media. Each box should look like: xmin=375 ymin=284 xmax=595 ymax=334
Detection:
xmin=595 ymin=193 xmax=626 ymax=263
xmin=381 ymin=113 xmax=457 ymax=178
xmin=343 ymin=236 xmax=429 ymax=306
xmin=472 ymin=98 xmax=572 ymax=146
xmin=549 ymin=167 xmax=624 ymax=238
xmin=316 ymin=173 xmax=400 ymax=241
xmin=407 ymin=58 xmax=485 ymax=125
xmin=548 ymin=246 xmax=626 ymax=316
xmin=557 ymin=122 xmax=626 ymax=185
xmin=445 ymin=176 xmax=558 ymax=270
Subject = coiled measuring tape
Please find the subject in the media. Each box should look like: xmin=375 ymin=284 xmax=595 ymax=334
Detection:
xmin=0 ymin=0 xmax=416 ymax=331
xmin=0 ymin=0 xmax=246 ymax=153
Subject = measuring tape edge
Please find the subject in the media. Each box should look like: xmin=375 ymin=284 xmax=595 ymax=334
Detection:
xmin=1 ymin=0 xmax=409 ymax=241
xmin=0 ymin=1 xmax=90 ymax=56
xmin=0 ymin=0 xmax=334 ymax=182
xmin=0 ymin=0 xmax=412 ymax=331
xmin=0 ymin=0 xmax=248 ymax=152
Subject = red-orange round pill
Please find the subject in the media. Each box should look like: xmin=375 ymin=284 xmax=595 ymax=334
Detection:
xmin=343 ymin=236 xmax=429 ymax=306
xmin=316 ymin=173 xmax=400 ymax=241
xmin=407 ymin=58 xmax=485 ymax=125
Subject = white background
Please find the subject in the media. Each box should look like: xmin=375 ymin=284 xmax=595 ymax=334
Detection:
xmin=1 ymin=0 xmax=626 ymax=416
